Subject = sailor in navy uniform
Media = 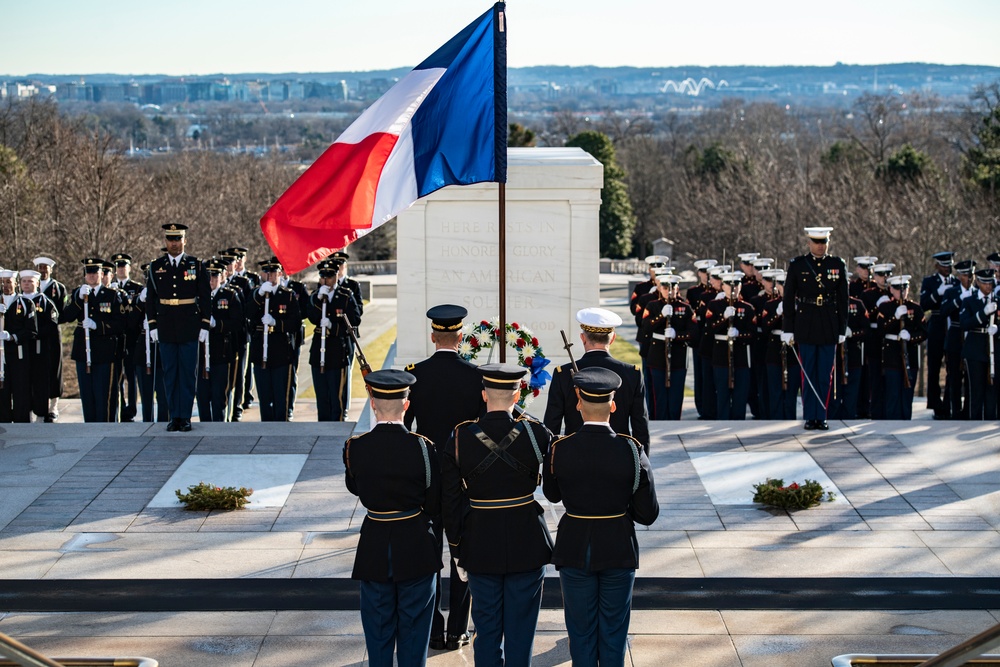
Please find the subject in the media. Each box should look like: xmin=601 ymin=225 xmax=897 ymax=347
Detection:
xmin=34 ymin=256 xmax=66 ymax=421
xmin=543 ymin=368 xmax=658 ymax=667
xmin=331 ymin=251 xmax=364 ymax=419
xmin=441 ymin=364 xmax=553 ymax=667
xmin=705 ymin=271 xmax=756 ymax=420
xmin=877 ymin=275 xmax=926 ymax=420
xmin=145 ymin=224 xmax=212 ymax=432
xmin=688 ymin=259 xmax=717 ymax=418
xmin=544 ymin=308 xmax=650 ymax=453
xmin=111 ymin=253 xmax=144 ymax=422
xmin=782 ymin=227 xmax=849 ymax=430
xmin=940 ymin=260 xmax=976 ymax=419
xmin=861 ymin=263 xmax=895 ymax=420
xmin=131 ymin=262 xmax=169 ymax=422
xmin=246 ymin=258 xmax=302 ymax=422
xmin=60 ymin=259 xmax=126 ymax=423
xmin=19 ymin=270 xmax=60 ymax=423
xmin=960 ymin=269 xmax=1000 ymax=420
xmin=344 ymin=369 xmax=441 ymax=667
xmin=639 ymin=274 xmax=691 ymax=420
xmin=920 ymin=252 xmax=955 ymax=419
xmin=0 ymin=270 xmax=37 ymax=423
xmin=403 ymin=305 xmax=483 ymax=652
xmin=306 ymin=259 xmax=362 ymax=421
xmin=196 ymin=260 xmax=244 ymax=422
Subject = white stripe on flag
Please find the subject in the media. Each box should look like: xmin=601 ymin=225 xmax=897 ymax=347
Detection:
xmin=336 ymin=68 xmax=446 ymax=145
xmin=372 ymin=123 xmax=419 ymax=227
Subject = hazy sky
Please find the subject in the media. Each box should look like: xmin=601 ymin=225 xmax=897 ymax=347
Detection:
xmin=3 ymin=0 xmax=998 ymax=76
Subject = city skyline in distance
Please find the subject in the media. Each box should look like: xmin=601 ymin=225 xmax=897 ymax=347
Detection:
xmin=2 ymin=0 xmax=998 ymax=77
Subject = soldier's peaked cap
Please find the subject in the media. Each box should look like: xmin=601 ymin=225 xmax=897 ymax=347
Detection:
xmin=81 ymin=257 xmax=103 ymax=273
xmin=479 ymin=363 xmax=527 ymax=390
xmin=574 ymin=367 xmax=621 ymax=403
xmin=872 ymin=263 xmax=895 ymax=276
xmin=365 ymin=369 xmax=416 ymax=399
xmin=752 ymin=257 xmax=775 ymax=268
xmin=331 ymin=251 xmax=350 ymax=261
xmin=888 ymin=275 xmax=912 ymax=288
xmin=987 ymin=252 xmax=1000 ymax=266
xmin=111 ymin=253 xmax=132 ymax=265
xmin=854 ymin=256 xmax=878 ymax=267
xmin=577 ymin=308 xmax=622 ymax=334
xmin=976 ymin=269 xmax=997 ymax=284
xmin=426 ymin=304 xmax=467 ymax=332
xmin=693 ymin=259 xmax=718 ymax=271
xmin=738 ymin=252 xmax=759 ymax=263
xmin=954 ymin=260 xmax=976 ymax=274
xmin=644 ymin=255 xmax=669 ymax=267
xmin=205 ymin=260 xmax=226 ymax=274
xmin=721 ymin=271 xmax=745 ymax=285
xmin=804 ymin=226 xmax=833 ymax=241
xmin=162 ymin=223 xmax=187 ymax=237
xmin=933 ymin=251 xmax=955 ymax=266
xmin=258 ymin=257 xmax=282 ymax=272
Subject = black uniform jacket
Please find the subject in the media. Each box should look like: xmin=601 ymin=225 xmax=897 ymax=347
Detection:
xmin=28 ymin=294 xmax=60 ymax=357
xmin=1 ymin=295 xmax=38 ymax=364
xmin=960 ymin=292 xmax=999 ymax=363
xmin=543 ymin=423 xmax=658 ymax=571
xmin=705 ymin=297 xmax=755 ymax=368
xmin=760 ymin=297 xmax=799 ymax=370
xmin=60 ymin=286 xmax=125 ymax=364
xmin=543 ymin=350 xmax=649 ymax=451
xmin=875 ymin=299 xmax=926 ymax=370
xmin=941 ymin=283 xmax=972 ymax=355
xmin=306 ymin=286 xmax=362 ymax=368
xmin=639 ymin=297 xmax=692 ymax=370
xmin=783 ymin=253 xmax=848 ymax=346
xmin=404 ymin=350 xmax=485 ymax=449
xmin=844 ymin=296 xmax=869 ymax=369
xmin=629 ymin=279 xmax=655 ymax=326
xmin=146 ymin=254 xmax=212 ymax=344
xmin=41 ymin=279 xmax=68 ymax=317
xmin=344 ymin=423 xmax=442 ymax=582
xmin=441 ymin=411 xmax=553 ymax=574
xmin=246 ymin=285 xmax=302 ymax=367
xmin=206 ymin=286 xmax=244 ymax=365
xmin=340 ymin=276 xmax=365 ymax=317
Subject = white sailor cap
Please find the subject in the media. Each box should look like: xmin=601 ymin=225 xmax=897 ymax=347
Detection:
xmin=887 ymin=275 xmax=912 ymax=288
xmin=693 ymin=259 xmax=718 ymax=271
xmin=577 ymin=307 xmax=623 ymax=334
xmin=752 ymin=257 xmax=775 ymax=269
xmin=19 ymin=270 xmax=40 ymax=280
xmin=0 ymin=270 xmax=17 ymax=279
xmin=737 ymin=252 xmax=760 ymax=264
xmin=854 ymin=256 xmax=878 ymax=267
xmin=804 ymin=226 xmax=833 ymax=241
xmin=708 ymin=264 xmax=732 ymax=278
xmin=644 ymin=255 xmax=670 ymax=267
xmin=33 ymin=256 xmax=55 ymax=267
xmin=872 ymin=263 xmax=895 ymax=275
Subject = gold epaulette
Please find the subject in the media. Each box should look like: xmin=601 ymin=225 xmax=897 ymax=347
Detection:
xmin=555 ymin=366 xmax=562 ymax=373
xmin=411 ymin=430 xmax=432 ymax=445
xmin=634 ymin=364 xmax=641 ymax=371
xmin=405 ymin=363 xmax=415 ymax=371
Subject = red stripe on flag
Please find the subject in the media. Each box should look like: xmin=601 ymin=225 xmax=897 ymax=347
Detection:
xmin=261 ymin=132 xmax=400 ymax=273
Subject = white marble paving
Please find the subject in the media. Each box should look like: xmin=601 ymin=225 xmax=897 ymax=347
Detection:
xmin=148 ymin=455 xmax=308 ymax=509
xmin=690 ymin=451 xmax=846 ymax=505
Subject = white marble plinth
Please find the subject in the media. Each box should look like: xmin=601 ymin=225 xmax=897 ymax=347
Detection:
xmin=149 ymin=455 xmax=308 ymax=510
xmin=690 ymin=452 xmax=846 ymax=505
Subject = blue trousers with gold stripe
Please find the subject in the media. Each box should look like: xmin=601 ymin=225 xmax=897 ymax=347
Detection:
xmin=76 ymin=361 xmax=117 ymax=422
xmin=254 ymin=363 xmax=293 ymax=421
xmin=360 ymin=573 xmax=435 ymax=667
xmin=159 ymin=340 xmax=198 ymax=420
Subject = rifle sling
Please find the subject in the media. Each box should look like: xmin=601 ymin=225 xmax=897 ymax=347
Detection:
xmin=465 ymin=423 xmax=537 ymax=485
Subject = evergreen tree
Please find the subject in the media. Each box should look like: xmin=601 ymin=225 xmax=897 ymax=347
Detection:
xmin=566 ymin=130 xmax=635 ymax=258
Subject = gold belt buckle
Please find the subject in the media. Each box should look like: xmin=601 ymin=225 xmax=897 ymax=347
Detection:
xmin=816 ymin=294 xmax=823 ymax=306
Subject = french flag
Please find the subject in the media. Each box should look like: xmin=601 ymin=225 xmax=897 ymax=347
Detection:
xmin=261 ymin=3 xmax=507 ymax=274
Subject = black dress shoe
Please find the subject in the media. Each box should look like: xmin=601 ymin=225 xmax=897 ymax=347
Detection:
xmin=446 ymin=632 xmax=472 ymax=650
xmin=429 ymin=636 xmax=446 ymax=651
xmin=166 ymin=419 xmax=179 ymax=432
xmin=803 ymin=420 xmax=816 ymax=430
xmin=180 ymin=419 xmax=192 ymax=432
xmin=816 ymin=420 xmax=829 ymax=431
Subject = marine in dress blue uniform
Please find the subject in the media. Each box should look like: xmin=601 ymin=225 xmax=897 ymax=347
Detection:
xmin=759 ymin=271 xmax=801 ymax=419
xmin=695 ymin=266 xmax=730 ymax=420
xmin=960 ymin=269 xmax=1000 ymax=420
xmin=920 ymin=252 xmax=955 ymax=419
xmin=543 ymin=308 xmax=650 ymax=453
xmin=876 ymin=276 xmax=927 ymax=420
xmin=403 ymin=304 xmax=483 ymax=652
xmin=638 ymin=274 xmax=691 ymax=420
xmin=307 ymin=259 xmax=362 ymax=421
xmin=345 ymin=370 xmax=441 ymax=667
xmin=781 ymin=227 xmax=849 ymax=430
xmin=850 ymin=256 xmax=878 ymax=417
xmin=828 ymin=293 xmax=868 ymax=420
xmin=111 ymin=253 xmax=145 ymax=422
xmin=196 ymin=260 xmax=244 ymax=422
xmin=279 ymin=269 xmax=310 ymax=420
xmin=861 ymin=263 xmax=895 ymax=419
xmin=441 ymin=364 xmax=554 ymax=667
xmin=706 ymin=271 xmax=756 ymax=420
xmin=687 ymin=259 xmax=717 ymax=418
xmin=940 ymin=260 xmax=976 ymax=420
xmin=634 ymin=268 xmax=671 ymax=414
xmin=145 ymin=224 xmax=212 ymax=432
xmin=34 ymin=256 xmax=66 ymax=421
xmin=543 ymin=368 xmax=659 ymax=667
xmin=748 ymin=258 xmax=776 ymax=416
xmin=246 ymin=258 xmax=302 ymax=422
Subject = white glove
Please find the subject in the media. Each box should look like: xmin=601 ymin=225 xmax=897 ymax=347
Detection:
xmin=986 ymin=301 xmax=998 ymax=315
xmin=0 ymin=331 xmax=10 ymax=342
xmin=845 ymin=326 xmax=853 ymax=337
xmin=0 ymin=304 xmax=6 ymax=315
xmin=724 ymin=306 xmax=736 ymax=319
xmin=139 ymin=287 xmax=147 ymax=302
xmin=665 ymin=327 xmax=677 ymax=339
xmin=453 ymin=558 xmax=468 ymax=583
xmin=209 ymin=316 xmax=216 ymax=328
xmin=876 ymin=295 xmax=890 ymax=307
xmin=320 ymin=317 xmax=332 ymax=330
xmin=199 ymin=329 xmax=209 ymax=343
xmin=838 ymin=334 xmax=846 ymax=344
xmin=143 ymin=317 xmax=149 ymax=332
xmin=899 ymin=329 xmax=911 ymax=341
xmin=257 ymin=281 xmax=275 ymax=296
xmin=82 ymin=317 xmax=97 ymax=330
xmin=149 ymin=329 xmax=159 ymax=343
xmin=79 ymin=284 xmax=91 ymax=297
xmin=776 ymin=301 xmax=783 ymax=316
xmin=894 ymin=305 xmax=908 ymax=319
xmin=937 ymin=282 xmax=949 ymax=295
xmin=989 ymin=324 xmax=998 ymax=336
xmin=261 ymin=313 xmax=276 ymax=327
xmin=663 ymin=304 xmax=673 ymax=318
xmin=780 ymin=332 xmax=794 ymax=345
xmin=714 ymin=292 xmax=726 ymax=300
xmin=318 ymin=284 xmax=332 ymax=298
xmin=727 ymin=327 xmax=739 ymax=339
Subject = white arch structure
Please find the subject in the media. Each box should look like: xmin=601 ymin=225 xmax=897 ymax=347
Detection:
xmin=659 ymin=78 xmax=729 ymax=95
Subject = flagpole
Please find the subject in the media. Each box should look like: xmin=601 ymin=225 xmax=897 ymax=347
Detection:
xmin=499 ymin=182 xmax=506 ymax=362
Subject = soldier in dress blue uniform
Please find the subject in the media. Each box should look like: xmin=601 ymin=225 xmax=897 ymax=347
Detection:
xmin=639 ymin=274 xmax=692 ymax=420
xmin=749 ymin=259 xmax=777 ymax=416
xmin=782 ymin=227 xmax=849 ymax=430
xmin=861 ymin=263 xmax=895 ymax=420
xmin=279 ymin=266 xmax=310 ymax=420
xmin=0 ymin=270 xmax=37 ymax=423
xmin=146 ymin=224 xmax=212 ymax=432
xmin=344 ymin=369 xmax=441 ymax=667
xmin=332 ymin=251 xmax=365 ymax=419
xmin=403 ymin=304 xmax=482 ymax=652
xmin=688 ymin=259 xmax=717 ymax=418
xmin=34 ymin=256 xmax=66 ymax=421
xmin=850 ymin=256 xmax=877 ymax=299
xmin=132 ymin=262 xmax=169 ymax=422
xmin=877 ymin=275 xmax=927 ymax=420
xmin=307 ymin=259 xmax=362 ymax=422
xmin=759 ymin=270 xmax=800 ymax=419
xmin=960 ymin=269 xmax=1000 ymax=420
xmin=634 ymin=267 xmax=671 ymax=414
xmin=196 ymin=260 xmax=244 ymax=422
xmin=229 ymin=247 xmax=259 ymax=418
xmin=829 ymin=290 xmax=868 ymax=420
xmin=850 ymin=256 xmax=878 ymax=417
xmin=111 ymin=253 xmax=144 ymax=422
xmin=543 ymin=367 xmax=658 ymax=667
xmin=246 ymin=258 xmax=302 ymax=422
xmin=19 ymin=270 xmax=60 ymax=423
xmin=60 ymin=258 xmax=126 ymax=423
xmin=695 ymin=265 xmax=730 ymax=420
xmin=940 ymin=260 xmax=976 ymax=420
xmin=441 ymin=364 xmax=553 ymax=667
xmin=544 ymin=308 xmax=650 ymax=453
xmin=705 ymin=271 xmax=756 ymax=420
xmin=920 ymin=252 xmax=955 ymax=419
xmin=629 ymin=255 xmax=669 ymax=329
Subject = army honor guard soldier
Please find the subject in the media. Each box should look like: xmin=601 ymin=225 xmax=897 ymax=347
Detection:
xmin=247 ymin=258 xmax=303 ymax=422
xmin=782 ymin=227 xmax=849 ymax=430
xmin=111 ymin=253 xmax=145 ymax=422
xmin=307 ymin=259 xmax=362 ymax=421
xmin=196 ymin=260 xmax=244 ymax=422
xmin=344 ymin=370 xmax=441 ymax=667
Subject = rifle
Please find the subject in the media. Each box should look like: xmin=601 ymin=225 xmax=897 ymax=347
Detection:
xmin=727 ymin=291 xmax=736 ymax=390
xmin=319 ymin=292 xmax=328 ymax=374
xmin=559 ymin=329 xmax=580 ymax=375
xmin=83 ymin=290 xmax=92 ymax=374
xmin=838 ymin=339 xmax=847 ymax=387
xmin=990 ymin=293 xmax=996 ymax=387
xmin=202 ymin=336 xmax=210 ymax=380
xmin=144 ymin=317 xmax=151 ymax=375
xmin=261 ymin=293 xmax=270 ymax=369
xmin=664 ymin=302 xmax=672 ymax=389
xmin=899 ymin=296 xmax=912 ymax=389
xmin=0 ymin=303 xmax=5 ymax=389
xmin=341 ymin=312 xmax=372 ymax=377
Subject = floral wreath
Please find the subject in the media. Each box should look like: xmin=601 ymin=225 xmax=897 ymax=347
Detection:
xmin=459 ymin=317 xmax=552 ymax=408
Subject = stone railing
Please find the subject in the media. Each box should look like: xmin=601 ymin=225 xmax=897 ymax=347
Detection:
xmin=351 ymin=260 xmax=397 ymax=275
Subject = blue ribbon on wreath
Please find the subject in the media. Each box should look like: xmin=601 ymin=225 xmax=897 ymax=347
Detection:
xmin=526 ymin=357 xmax=551 ymax=389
